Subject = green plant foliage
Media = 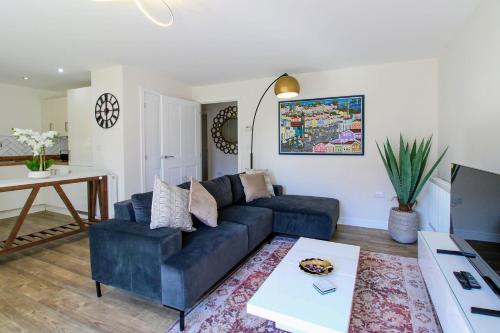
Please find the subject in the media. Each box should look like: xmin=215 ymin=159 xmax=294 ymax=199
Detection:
xmin=24 ymin=158 xmax=54 ymax=172
xmin=377 ymin=135 xmax=448 ymax=210
xmin=24 ymin=159 xmax=40 ymax=172
xmin=44 ymin=159 xmax=54 ymax=170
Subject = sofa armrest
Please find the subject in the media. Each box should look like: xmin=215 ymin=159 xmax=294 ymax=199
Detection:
xmin=273 ymin=185 xmax=283 ymax=196
xmin=114 ymin=200 xmax=136 ymax=221
xmin=89 ymin=219 xmax=182 ymax=302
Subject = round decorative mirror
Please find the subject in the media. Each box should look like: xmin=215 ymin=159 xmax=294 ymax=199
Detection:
xmin=211 ymin=105 xmax=238 ymax=155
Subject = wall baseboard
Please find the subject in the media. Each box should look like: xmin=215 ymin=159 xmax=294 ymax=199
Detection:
xmin=339 ymin=216 xmax=433 ymax=232
xmin=44 ymin=204 xmax=88 ymax=218
xmin=0 ymin=204 xmax=87 ymax=220
xmin=0 ymin=205 xmax=46 ymax=219
xmin=338 ymin=217 xmax=388 ymax=230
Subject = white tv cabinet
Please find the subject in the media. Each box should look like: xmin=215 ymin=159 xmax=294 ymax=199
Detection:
xmin=418 ymin=231 xmax=499 ymax=333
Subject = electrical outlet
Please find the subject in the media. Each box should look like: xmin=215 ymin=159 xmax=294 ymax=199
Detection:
xmin=375 ymin=192 xmax=385 ymax=198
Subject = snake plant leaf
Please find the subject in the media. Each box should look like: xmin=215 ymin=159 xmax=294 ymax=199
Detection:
xmin=377 ymin=135 xmax=447 ymax=210
xmin=399 ymin=134 xmax=412 ymax=204
xmin=377 ymin=142 xmax=399 ymax=192
xmin=410 ymin=139 xmax=417 ymax=161
xmin=410 ymin=146 xmax=448 ymax=203
xmin=410 ymin=139 xmax=425 ymax=196
xmin=385 ymin=139 xmax=401 ymax=195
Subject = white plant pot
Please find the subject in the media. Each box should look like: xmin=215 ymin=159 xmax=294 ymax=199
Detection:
xmin=388 ymin=208 xmax=419 ymax=244
xmin=28 ymin=170 xmax=51 ymax=179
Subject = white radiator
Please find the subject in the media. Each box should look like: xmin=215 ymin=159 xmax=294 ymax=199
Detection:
xmin=418 ymin=177 xmax=451 ymax=232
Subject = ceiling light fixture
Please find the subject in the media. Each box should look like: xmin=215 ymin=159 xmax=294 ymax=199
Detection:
xmin=134 ymin=0 xmax=174 ymax=27
xmin=58 ymin=68 xmax=64 ymax=73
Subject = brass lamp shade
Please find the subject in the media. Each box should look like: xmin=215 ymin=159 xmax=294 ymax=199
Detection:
xmin=274 ymin=74 xmax=300 ymax=99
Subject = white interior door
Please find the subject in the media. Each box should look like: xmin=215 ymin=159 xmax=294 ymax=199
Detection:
xmin=161 ymin=96 xmax=202 ymax=185
xmin=143 ymin=92 xmax=161 ymax=191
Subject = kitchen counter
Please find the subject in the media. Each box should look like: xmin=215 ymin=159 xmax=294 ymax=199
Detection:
xmin=0 ymin=155 xmax=68 ymax=167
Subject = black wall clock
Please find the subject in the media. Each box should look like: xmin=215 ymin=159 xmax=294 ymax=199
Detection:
xmin=95 ymin=93 xmax=120 ymax=129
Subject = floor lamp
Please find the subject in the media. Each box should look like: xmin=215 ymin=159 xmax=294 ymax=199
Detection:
xmin=250 ymin=73 xmax=300 ymax=168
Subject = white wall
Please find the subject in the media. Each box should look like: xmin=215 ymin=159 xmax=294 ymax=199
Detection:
xmin=67 ymin=87 xmax=93 ymax=166
xmin=0 ymin=82 xmax=61 ymax=135
xmin=90 ymin=65 xmax=192 ymax=203
xmin=193 ymin=60 xmax=439 ymax=229
xmin=91 ymin=65 xmax=126 ymax=203
xmin=203 ymin=102 xmax=238 ymax=179
xmin=438 ymin=0 xmax=500 ymax=180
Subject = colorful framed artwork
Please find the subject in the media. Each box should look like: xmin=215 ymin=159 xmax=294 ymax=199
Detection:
xmin=279 ymin=95 xmax=365 ymax=155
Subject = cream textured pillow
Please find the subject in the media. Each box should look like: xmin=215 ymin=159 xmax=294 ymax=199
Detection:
xmin=245 ymin=168 xmax=275 ymax=196
xmin=150 ymin=177 xmax=195 ymax=232
xmin=189 ymin=177 xmax=218 ymax=227
xmin=239 ymin=173 xmax=272 ymax=202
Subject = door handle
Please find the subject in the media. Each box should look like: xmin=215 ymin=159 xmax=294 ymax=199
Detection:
xmin=162 ymin=155 xmax=175 ymax=159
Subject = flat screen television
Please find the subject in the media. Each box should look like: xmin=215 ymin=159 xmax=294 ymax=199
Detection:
xmin=450 ymin=164 xmax=500 ymax=296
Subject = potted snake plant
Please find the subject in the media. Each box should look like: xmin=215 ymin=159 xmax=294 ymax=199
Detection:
xmin=377 ymin=135 xmax=447 ymax=243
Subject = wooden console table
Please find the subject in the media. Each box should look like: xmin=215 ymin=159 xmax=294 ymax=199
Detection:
xmin=0 ymin=172 xmax=109 ymax=256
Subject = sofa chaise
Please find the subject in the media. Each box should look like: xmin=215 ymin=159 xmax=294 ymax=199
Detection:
xmin=89 ymin=174 xmax=339 ymax=331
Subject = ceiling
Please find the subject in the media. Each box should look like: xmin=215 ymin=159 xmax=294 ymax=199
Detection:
xmin=0 ymin=0 xmax=479 ymax=91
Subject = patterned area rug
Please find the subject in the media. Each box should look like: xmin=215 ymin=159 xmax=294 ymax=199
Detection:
xmin=166 ymin=237 xmax=441 ymax=333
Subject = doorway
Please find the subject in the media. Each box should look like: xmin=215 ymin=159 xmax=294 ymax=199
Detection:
xmin=142 ymin=91 xmax=202 ymax=191
xmin=201 ymin=102 xmax=238 ymax=181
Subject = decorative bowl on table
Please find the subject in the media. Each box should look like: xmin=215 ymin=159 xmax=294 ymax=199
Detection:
xmin=299 ymin=258 xmax=334 ymax=275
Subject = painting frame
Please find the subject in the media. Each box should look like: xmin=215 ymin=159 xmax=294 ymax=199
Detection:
xmin=278 ymin=95 xmax=365 ymax=156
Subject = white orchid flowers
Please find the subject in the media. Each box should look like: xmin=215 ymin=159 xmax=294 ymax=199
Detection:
xmin=12 ymin=128 xmax=59 ymax=171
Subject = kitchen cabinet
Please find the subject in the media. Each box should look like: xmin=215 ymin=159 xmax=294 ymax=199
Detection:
xmin=41 ymin=97 xmax=68 ymax=135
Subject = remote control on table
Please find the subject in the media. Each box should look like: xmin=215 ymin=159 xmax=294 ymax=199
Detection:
xmin=461 ymin=271 xmax=481 ymax=289
xmin=453 ymin=271 xmax=471 ymax=290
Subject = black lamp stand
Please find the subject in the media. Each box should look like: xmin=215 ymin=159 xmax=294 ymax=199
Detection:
xmin=250 ymin=73 xmax=288 ymax=169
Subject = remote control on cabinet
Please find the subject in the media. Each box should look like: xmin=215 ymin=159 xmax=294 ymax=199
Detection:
xmin=471 ymin=307 xmax=500 ymax=317
xmin=453 ymin=271 xmax=471 ymax=290
xmin=461 ymin=271 xmax=481 ymax=289
xmin=436 ymin=249 xmax=476 ymax=258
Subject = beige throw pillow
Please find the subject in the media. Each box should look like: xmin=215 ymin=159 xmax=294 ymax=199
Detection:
xmin=245 ymin=168 xmax=275 ymax=196
xmin=150 ymin=177 xmax=195 ymax=232
xmin=239 ymin=173 xmax=272 ymax=202
xmin=189 ymin=177 xmax=218 ymax=227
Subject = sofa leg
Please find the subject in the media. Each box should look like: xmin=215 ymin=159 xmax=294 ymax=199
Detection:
xmin=95 ymin=281 xmax=102 ymax=298
xmin=179 ymin=310 xmax=185 ymax=331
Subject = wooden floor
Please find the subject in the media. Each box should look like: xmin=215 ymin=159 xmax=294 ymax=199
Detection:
xmin=0 ymin=211 xmax=416 ymax=333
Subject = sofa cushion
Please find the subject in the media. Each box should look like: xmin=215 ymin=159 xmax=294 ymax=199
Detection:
xmin=240 ymin=173 xmax=272 ymax=202
xmin=160 ymin=221 xmax=248 ymax=309
xmin=114 ymin=199 xmax=136 ymax=222
xmin=131 ymin=191 xmax=153 ymax=224
xmin=189 ymin=177 xmax=218 ymax=227
xmin=219 ymin=205 xmax=273 ymax=250
xmin=150 ymin=178 xmax=195 ymax=232
xmin=200 ymin=176 xmax=233 ymax=209
xmin=227 ymin=173 xmax=245 ymax=203
xmin=245 ymin=168 xmax=275 ymax=196
xmin=243 ymin=195 xmax=339 ymax=240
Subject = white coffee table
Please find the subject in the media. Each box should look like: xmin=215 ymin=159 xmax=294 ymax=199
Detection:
xmin=247 ymin=237 xmax=360 ymax=333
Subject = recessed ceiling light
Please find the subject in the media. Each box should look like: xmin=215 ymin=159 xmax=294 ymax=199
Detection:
xmin=23 ymin=76 xmax=30 ymax=80
xmin=58 ymin=68 xmax=64 ymax=73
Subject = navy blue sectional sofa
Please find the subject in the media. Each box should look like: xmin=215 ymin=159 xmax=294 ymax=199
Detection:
xmin=89 ymin=174 xmax=339 ymax=331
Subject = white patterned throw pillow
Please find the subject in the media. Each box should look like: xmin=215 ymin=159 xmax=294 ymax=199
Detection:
xmin=150 ymin=177 xmax=195 ymax=232
xmin=245 ymin=168 xmax=275 ymax=196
